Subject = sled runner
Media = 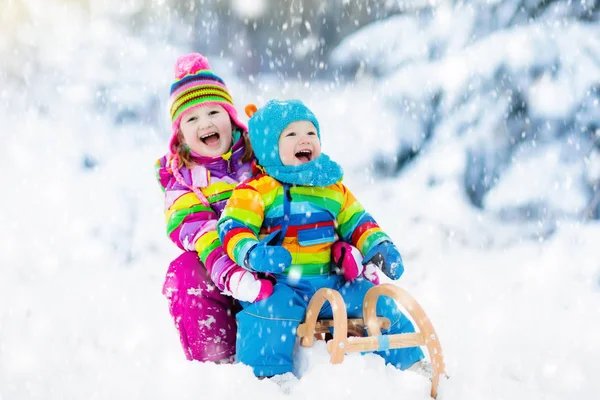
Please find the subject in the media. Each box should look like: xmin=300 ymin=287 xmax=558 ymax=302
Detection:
xmin=296 ymin=283 xmax=447 ymax=398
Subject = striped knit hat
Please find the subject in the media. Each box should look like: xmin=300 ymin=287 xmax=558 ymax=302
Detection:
xmin=167 ymin=53 xmax=247 ymax=154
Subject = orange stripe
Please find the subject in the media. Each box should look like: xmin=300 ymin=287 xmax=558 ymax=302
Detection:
xmin=226 ymin=232 xmax=256 ymax=259
xmin=356 ymin=227 xmax=381 ymax=250
xmin=227 ymin=196 xmax=264 ymax=217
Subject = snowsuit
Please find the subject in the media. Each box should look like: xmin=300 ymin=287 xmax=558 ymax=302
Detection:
xmin=218 ymin=175 xmax=424 ymax=376
xmin=156 ymin=135 xmax=252 ymax=362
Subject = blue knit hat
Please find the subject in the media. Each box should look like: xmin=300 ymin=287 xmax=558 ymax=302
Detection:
xmin=246 ymin=99 xmax=320 ymax=167
xmin=245 ymin=99 xmax=343 ymax=187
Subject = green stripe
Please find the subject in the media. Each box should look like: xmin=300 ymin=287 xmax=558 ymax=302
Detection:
xmin=226 ymin=209 xmax=263 ymax=233
xmin=172 ymin=96 xmax=230 ymax=120
xmin=338 ymin=211 xmax=364 ymax=240
xmin=167 ymin=204 xmax=213 ymax=236
xmin=361 ymin=231 xmax=390 ymax=254
xmin=293 ymin=193 xmax=341 ymax=214
xmin=267 ymin=193 xmax=284 ymax=210
xmin=338 ymin=200 xmax=363 ymax=225
xmin=294 ymin=249 xmax=331 ymax=265
xmin=208 ymin=191 xmax=232 ymax=203
xmin=285 ymin=263 xmax=331 ymax=276
xmin=199 ymin=240 xmax=220 ymax=264
xmin=233 ymin=237 xmax=258 ymax=266
xmin=293 ymin=186 xmax=344 ymax=205
xmin=171 ymin=85 xmax=232 ymax=113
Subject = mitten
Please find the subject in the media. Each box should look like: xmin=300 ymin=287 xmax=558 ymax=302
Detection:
xmin=362 ymin=263 xmax=380 ymax=285
xmin=245 ymin=230 xmax=292 ymax=274
xmin=364 ymin=241 xmax=404 ymax=280
xmin=331 ymin=242 xmax=364 ymax=281
xmin=206 ymin=247 xmax=275 ymax=302
xmin=225 ymin=267 xmax=274 ymax=302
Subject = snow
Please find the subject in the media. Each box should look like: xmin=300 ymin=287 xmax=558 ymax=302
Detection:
xmin=3 ymin=73 xmax=599 ymax=399
xmin=231 ymin=0 xmax=268 ymax=19
xmin=1 ymin=1 xmax=600 ymax=399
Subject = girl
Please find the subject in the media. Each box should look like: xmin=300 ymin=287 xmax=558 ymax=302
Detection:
xmin=217 ymin=99 xmax=430 ymax=377
xmin=156 ymin=53 xmax=274 ymax=363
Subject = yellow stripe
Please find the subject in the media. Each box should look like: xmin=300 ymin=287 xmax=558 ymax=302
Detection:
xmin=194 ymin=231 xmax=219 ymax=254
xmin=170 ymin=87 xmax=232 ymax=113
xmin=337 ymin=199 xmax=363 ymax=226
xmin=170 ymin=86 xmax=233 ymax=114
xmin=230 ymin=208 xmax=263 ymax=229
xmin=261 ymin=185 xmax=282 ymax=207
xmin=171 ymin=85 xmax=233 ymax=107
xmin=356 ymin=227 xmax=381 ymax=250
xmin=226 ymin=232 xmax=256 ymax=258
xmin=165 ymin=192 xmax=203 ymax=223
xmin=293 ymin=249 xmax=331 ymax=265
xmin=293 ymin=185 xmax=344 ymax=204
xmin=202 ymin=181 xmax=236 ymax=197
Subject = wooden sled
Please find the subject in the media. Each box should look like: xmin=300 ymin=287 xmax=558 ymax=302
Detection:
xmin=296 ymin=283 xmax=447 ymax=398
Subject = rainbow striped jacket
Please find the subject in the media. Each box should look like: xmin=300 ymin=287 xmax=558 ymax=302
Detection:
xmin=155 ymin=136 xmax=252 ymax=289
xmin=217 ymin=174 xmax=392 ymax=276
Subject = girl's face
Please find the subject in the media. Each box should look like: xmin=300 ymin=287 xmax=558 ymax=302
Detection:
xmin=179 ymin=105 xmax=233 ymax=157
xmin=278 ymin=120 xmax=321 ymax=166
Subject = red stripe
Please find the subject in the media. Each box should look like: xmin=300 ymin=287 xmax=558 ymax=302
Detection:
xmin=351 ymin=221 xmax=379 ymax=245
xmin=285 ymin=221 xmax=335 ymax=237
xmin=262 ymin=225 xmax=282 ymax=234
xmin=236 ymin=182 xmax=256 ymax=191
xmin=223 ymin=227 xmax=252 ymax=247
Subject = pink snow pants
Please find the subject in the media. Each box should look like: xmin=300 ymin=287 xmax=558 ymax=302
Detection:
xmin=162 ymin=251 xmax=238 ymax=362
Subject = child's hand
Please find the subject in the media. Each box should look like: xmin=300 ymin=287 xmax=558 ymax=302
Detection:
xmin=246 ymin=243 xmax=292 ymax=274
xmin=226 ymin=268 xmax=275 ymax=303
xmin=332 ymin=242 xmax=364 ymax=282
xmin=364 ymin=242 xmax=404 ymax=280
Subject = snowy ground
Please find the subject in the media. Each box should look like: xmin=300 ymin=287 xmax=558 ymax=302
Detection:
xmin=1 ymin=35 xmax=600 ymax=399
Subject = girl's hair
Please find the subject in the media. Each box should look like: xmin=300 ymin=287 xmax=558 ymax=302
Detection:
xmin=175 ymin=123 xmax=254 ymax=168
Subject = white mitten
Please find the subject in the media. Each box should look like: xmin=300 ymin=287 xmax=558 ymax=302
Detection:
xmin=225 ymin=268 xmax=274 ymax=302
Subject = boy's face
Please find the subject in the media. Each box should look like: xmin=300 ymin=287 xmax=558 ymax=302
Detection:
xmin=179 ymin=105 xmax=233 ymax=157
xmin=278 ymin=120 xmax=321 ymax=166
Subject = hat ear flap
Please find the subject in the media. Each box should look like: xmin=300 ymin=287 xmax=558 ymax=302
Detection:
xmin=245 ymin=104 xmax=258 ymax=118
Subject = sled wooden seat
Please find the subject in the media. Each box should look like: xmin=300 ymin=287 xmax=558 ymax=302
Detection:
xmin=298 ymin=316 xmax=391 ymax=340
xmin=296 ymin=284 xmax=447 ymax=399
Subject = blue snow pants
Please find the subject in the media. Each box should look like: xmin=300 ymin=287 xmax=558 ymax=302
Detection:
xmin=236 ymin=274 xmax=424 ymax=377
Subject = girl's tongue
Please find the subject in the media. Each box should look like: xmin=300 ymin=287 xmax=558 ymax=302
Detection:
xmin=202 ymin=133 xmax=220 ymax=147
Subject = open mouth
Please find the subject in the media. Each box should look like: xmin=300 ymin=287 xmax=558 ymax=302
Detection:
xmin=295 ymin=149 xmax=312 ymax=164
xmin=200 ymin=132 xmax=220 ymax=147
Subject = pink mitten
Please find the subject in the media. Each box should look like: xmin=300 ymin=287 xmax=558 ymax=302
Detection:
xmin=332 ymin=242 xmax=364 ymax=281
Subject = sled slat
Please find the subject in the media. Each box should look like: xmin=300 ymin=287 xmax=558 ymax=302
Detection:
xmin=327 ymin=332 xmax=426 ymax=353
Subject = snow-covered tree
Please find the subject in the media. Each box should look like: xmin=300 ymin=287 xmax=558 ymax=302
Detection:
xmin=331 ymin=0 xmax=600 ymax=221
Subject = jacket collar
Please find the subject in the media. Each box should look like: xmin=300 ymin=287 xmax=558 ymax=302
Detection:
xmin=188 ymin=133 xmax=246 ymax=176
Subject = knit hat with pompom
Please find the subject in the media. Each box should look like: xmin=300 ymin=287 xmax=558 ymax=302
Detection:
xmin=167 ymin=53 xmax=247 ymax=154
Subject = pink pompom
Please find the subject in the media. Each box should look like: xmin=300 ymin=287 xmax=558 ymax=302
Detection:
xmin=174 ymin=53 xmax=212 ymax=79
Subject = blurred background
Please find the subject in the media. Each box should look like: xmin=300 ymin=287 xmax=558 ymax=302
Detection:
xmin=2 ymin=0 xmax=599 ymax=222
xmin=1 ymin=1 xmax=599 ymax=399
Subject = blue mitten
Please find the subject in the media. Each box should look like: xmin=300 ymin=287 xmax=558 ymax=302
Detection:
xmin=245 ymin=230 xmax=292 ymax=274
xmin=364 ymin=241 xmax=404 ymax=280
